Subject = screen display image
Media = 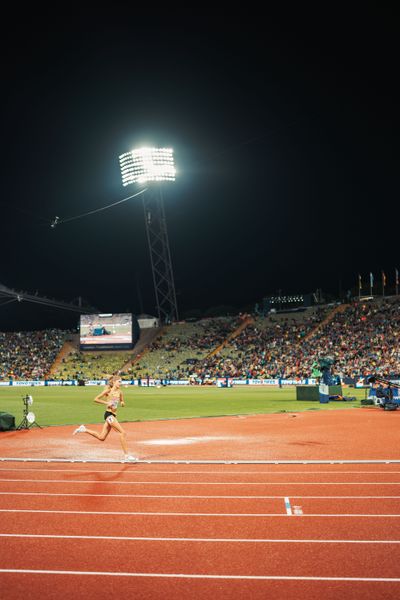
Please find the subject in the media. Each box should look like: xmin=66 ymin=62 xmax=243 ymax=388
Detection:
xmin=80 ymin=313 xmax=133 ymax=349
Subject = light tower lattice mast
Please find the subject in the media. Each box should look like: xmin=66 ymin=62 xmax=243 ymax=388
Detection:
xmin=119 ymin=147 xmax=179 ymax=323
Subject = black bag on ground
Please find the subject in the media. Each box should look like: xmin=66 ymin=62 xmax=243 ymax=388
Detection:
xmin=0 ymin=412 xmax=16 ymax=431
xmin=384 ymin=403 xmax=398 ymax=411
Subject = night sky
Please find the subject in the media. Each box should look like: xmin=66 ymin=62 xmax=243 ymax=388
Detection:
xmin=0 ymin=7 xmax=398 ymax=331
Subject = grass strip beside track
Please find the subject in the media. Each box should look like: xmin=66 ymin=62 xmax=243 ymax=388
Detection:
xmin=0 ymin=386 xmax=364 ymax=427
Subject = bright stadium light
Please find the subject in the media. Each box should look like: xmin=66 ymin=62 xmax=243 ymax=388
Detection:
xmin=119 ymin=147 xmax=176 ymax=186
xmin=118 ymin=145 xmax=179 ymax=323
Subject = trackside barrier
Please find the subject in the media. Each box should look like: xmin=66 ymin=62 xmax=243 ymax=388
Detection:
xmin=0 ymin=378 xmax=319 ymax=387
xmin=2 ymin=378 xmax=399 ymax=388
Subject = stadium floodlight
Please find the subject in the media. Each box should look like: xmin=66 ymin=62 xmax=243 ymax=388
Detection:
xmin=118 ymin=146 xmax=179 ymax=324
xmin=119 ymin=147 xmax=176 ymax=186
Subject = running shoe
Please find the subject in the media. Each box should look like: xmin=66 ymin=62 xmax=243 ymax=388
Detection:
xmin=124 ymin=454 xmax=138 ymax=462
xmin=72 ymin=425 xmax=86 ymax=435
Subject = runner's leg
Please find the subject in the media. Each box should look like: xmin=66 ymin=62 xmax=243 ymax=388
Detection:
xmin=84 ymin=421 xmax=111 ymax=441
xmin=108 ymin=417 xmax=129 ymax=454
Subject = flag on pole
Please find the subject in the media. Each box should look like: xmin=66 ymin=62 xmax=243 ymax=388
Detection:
xmin=370 ymin=272 xmax=374 ymax=287
xmin=358 ymin=274 xmax=362 ymax=290
xmin=382 ymin=271 xmax=386 ymax=286
xmin=396 ymin=268 xmax=399 ymax=285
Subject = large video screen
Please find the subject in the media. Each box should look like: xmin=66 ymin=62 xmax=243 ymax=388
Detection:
xmin=80 ymin=313 xmax=133 ymax=350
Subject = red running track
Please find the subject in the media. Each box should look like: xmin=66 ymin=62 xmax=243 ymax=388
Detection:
xmin=0 ymin=462 xmax=400 ymax=599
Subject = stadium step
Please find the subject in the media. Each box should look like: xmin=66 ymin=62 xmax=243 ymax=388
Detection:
xmin=46 ymin=335 xmax=79 ymax=377
xmin=206 ymin=315 xmax=254 ymax=358
xmin=124 ymin=326 xmax=164 ymax=369
xmin=303 ymin=303 xmax=349 ymax=342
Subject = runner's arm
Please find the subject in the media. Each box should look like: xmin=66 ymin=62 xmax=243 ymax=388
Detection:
xmin=94 ymin=390 xmax=110 ymax=405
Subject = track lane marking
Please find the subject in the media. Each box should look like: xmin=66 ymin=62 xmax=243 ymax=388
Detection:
xmin=0 ymin=509 xmax=399 ymax=517
xmin=2 ymin=492 xmax=399 ymax=499
xmin=0 ymin=569 xmax=399 ymax=581
xmin=284 ymin=497 xmax=292 ymax=515
xmin=1 ymin=478 xmax=400 ymax=485
xmin=2 ymin=468 xmax=400 ymax=474
xmin=1 ymin=533 xmax=400 ymax=543
xmin=2 ymin=458 xmax=400 ymax=464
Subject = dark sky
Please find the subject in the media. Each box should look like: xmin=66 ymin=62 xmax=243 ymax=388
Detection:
xmin=0 ymin=7 xmax=398 ymax=330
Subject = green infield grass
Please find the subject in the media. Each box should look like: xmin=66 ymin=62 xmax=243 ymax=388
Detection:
xmin=0 ymin=385 xmax=367 ymax=428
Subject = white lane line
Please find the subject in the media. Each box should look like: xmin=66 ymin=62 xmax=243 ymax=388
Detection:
xmin=1 ymin=533 xmax=400 ymax=544
xmin=0 ymin=509 xmax=399 ymax=517
xmin=284 ymin=497 xmax=292 ymax=515
xmin=0 ymin=569 xmax=399 ymax=582
xmin=2 ymin=458 xmax=400 ymax=464
xmin=1 ymin=492 xmax=399 ymax=499
xmin=1 ymin=479 xmax=400 ymax=485
xmin=1 ymin=468 xmax=400 ymax=474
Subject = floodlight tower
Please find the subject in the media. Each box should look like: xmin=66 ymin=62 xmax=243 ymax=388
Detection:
xmin=119 ymin=147 xmax=179 ymax=323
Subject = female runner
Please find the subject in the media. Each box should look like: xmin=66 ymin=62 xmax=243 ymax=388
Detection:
xmin=73 ymin=376 xmax=138 ymax=462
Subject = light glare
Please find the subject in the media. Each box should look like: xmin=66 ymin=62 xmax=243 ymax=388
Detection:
xmin=119 ymin=147 xmax=175 ymax=185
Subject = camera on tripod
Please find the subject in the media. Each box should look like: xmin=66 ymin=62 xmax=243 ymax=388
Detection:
xmin=367 ymin=375 xmax=400 ymax=411
xmin=16 ymin=394 xmax=42 ymax=430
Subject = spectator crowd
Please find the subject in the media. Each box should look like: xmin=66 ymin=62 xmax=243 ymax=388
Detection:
xmin=1 ymin=298 xmax=400 ymax=382
xmin=0 ymin=329 xmax=66 ymax=380
xmin=130 ymin=300 xmax=400 ymax=382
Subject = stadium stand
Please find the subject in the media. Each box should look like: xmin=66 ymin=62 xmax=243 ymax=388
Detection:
xmin=0 ymin=329 xmax=66 ymax=380
xmin=1 ymin=298 xmax=400 ymax=382
xmin=50 ymin=325 xmax=162 ymax=381
xmin=190 ymin=298 xmax=400 ymax=380
xmin=130 ymin=316 xmax=243 ymax=380
xmin=54 ymin=350 xmax=135 ymax=381
xmin=47 ymin=333 xmax=80 ymax=378
xmin=298 ymin=297 xmax=400 ymax=378
xmin=303 ymin=303 xmax=349 ymax=341
xmin=206 ymin=314 xmax=254 ymax=358
xmin=190 ymin=306 xmax=330 ymax=380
